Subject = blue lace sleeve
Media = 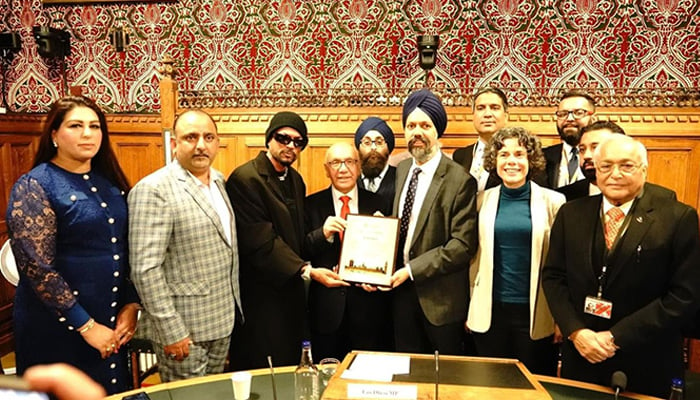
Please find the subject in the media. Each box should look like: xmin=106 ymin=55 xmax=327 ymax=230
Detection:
xmin=7 ymin=175 xmax=83 ymax=316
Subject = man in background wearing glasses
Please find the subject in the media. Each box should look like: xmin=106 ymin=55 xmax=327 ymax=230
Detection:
xmin=556 ymin=121 xmax=676 ymax=202
xmin=304 ymin=142 xmax=393 ymax=361
xmin=226 ymin=111 xmax=310 ymax=370
xmin=542 ymin=134 xmax=700 ymax=397
xmin=354 ymin=117 xmax=397 ymax=206
xmin=543 ymin=90 xmax=596 ymax=188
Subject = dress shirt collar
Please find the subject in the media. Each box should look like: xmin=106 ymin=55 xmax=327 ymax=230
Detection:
xmin=409 ymin=150 xmax=442 ymax=178
xmin=602 ymin=195 xmax=634 ymax=216
xmin=331 ymin=185 xmax=359 ymax=215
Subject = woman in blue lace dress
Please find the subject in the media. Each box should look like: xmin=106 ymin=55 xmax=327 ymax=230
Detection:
xmin=6 ymin=96 xmax=140 ymax=394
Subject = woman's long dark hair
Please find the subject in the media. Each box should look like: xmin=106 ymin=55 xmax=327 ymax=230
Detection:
xmin=34 ymin=96 xmax=131 ymax=193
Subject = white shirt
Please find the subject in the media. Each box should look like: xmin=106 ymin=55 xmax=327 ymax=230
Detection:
xmin=398 ymin=152 xmax=442 ymax=268
xmin=557 ymin=142 xmax=585 ymax=188
xmin=361 ymin=164 xmax=390 ymax=193
xmin=588 ymin=183 xmax=602 ymax=196
xmin=469 ymin=139 xmax=490 ymax=193
xmin=331 ymin=186 xmax=359 ymax=216
xmin=189 ymin=169 xmax=232 ymax=245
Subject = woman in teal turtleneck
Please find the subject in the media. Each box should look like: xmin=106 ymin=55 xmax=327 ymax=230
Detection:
xmin=466 ymin=127 xmax=565 ymax=375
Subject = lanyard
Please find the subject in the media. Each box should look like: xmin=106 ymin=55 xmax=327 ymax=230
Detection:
xmin=596 ymin=198 xmax=638 ymax=298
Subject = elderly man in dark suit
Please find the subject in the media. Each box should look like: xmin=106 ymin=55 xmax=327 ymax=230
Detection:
xmin=543 ymin=90 xmax=596 ymax=188
xmin=557 ymin=120 xmax=675 ymax=201
xmin=226 ymin=111 xmax=309 ymax=370
xmin=542 ymin=134 xmax=700 ymax=398
xmin=391 ymin=89 xmax=478 ymax=355
xmin=355 ymin=117 xmax=397 ymax=205
xmin=452 ymin=87 xmax=509 ymax=193
xmin=304 ymin=142 xmax=393 ymax=361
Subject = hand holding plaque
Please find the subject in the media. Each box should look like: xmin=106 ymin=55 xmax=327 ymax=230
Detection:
xmin=338 ymin=214 xmax=399 ymax=287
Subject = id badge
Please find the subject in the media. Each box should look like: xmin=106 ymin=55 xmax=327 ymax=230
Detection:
xmin=584 ymin=296 xmax=613 ymax=319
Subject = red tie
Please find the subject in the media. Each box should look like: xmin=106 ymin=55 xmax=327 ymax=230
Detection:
xmin=339 ymin=195 xmax=350 ymax=241
xmin=604 ymin=207 xmax=625 ymax=249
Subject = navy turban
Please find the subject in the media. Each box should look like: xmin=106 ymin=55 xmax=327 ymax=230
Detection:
xmin=354 ymin=117 xmax=395 ymax=152
xmin=402 ymin=89 xmax=447 ymax=138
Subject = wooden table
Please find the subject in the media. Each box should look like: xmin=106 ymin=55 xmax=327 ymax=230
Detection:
xmin=107 ymin=351 xmax=663 ymax=400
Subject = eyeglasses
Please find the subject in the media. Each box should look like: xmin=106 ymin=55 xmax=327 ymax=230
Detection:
xmin=273 ymin=132 xmax=307 ymax=148
xmin=327 ymin=159 xmax=359 ymax=170
xmin=554 ymin=109 xmax=593 ymax=120
xmin=596 ymin=161 xmax=642 ymax=174
xmin=360 ymin=137 xmax=386 ymax=147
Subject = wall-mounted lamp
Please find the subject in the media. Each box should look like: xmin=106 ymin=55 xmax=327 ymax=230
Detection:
xmin=109 ymin=27 xmax=130 ymax=52
xmin=0 ymin=32 xmax=21 ymax=59
xmin=417 ymin=35 xmax=439 ymax=71
xmin=33 ymin=26 xmax=71 ymax=59
xmin=0 ymin=32 xmax=22 ymax=111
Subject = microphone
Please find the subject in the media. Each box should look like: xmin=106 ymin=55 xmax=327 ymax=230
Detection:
xmin=611 ymin=371 xmax=627 ymax=400
xmin=434 ymin=350 xmax=439 ymax=400
xmin=267 ymin=355 xmax=278 ymax=400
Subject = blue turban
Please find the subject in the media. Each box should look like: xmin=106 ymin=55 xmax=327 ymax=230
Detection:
xmin=354 ymin=117 xmax=395 ymax=152
xmin=402 ymin=89 xmax=447 ymax=138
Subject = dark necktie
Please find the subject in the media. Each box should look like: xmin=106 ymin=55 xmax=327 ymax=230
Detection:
xmin=398 ymin=168 xmax=421 ymax=265
xmin=604 ymin=207 xmax=625 ymax=249
xmin=339 ymin=195 xmax=350 ymax=241
xmin=567 ymin=147 xmax=579 ymax=181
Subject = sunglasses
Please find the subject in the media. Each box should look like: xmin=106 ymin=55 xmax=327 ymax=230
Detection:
xmin=273 ymin=132 xmax=307 ymax=148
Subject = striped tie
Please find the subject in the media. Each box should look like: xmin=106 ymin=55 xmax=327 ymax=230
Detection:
xmin=604 ymin=207 xmax=625 ymax=249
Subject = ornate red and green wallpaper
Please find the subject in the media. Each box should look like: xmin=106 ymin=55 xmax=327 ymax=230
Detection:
xmin=1 ymin=0 xmax=698 ymax=112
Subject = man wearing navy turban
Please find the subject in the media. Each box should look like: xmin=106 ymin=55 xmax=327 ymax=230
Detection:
xmin=389 ymin=89 xmax=479 ymax=355
xmin=354 ymin=116 xmax=396 ymax=205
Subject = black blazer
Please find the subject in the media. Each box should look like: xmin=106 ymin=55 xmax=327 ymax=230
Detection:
xmin=452 ymin=143 xmax=502 ymax=190
xmin=542 ymin=193 xmax=700 ymax=397
xmin=543 ymin=143 xmax=563 ymax=188
xmin=357 ymin=165 xmax=397 ymax=207
xmin=304 ymin=188 xmax=391 ymax=334
xmin=226 ymin=151 xmax=307 ymax=369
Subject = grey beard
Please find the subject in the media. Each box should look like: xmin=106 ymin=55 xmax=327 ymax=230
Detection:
xmin=410 ymin=145 xmax=435 ymax=164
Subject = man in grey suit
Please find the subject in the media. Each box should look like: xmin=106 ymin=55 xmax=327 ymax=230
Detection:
xmin=128 ymin=110 xmax=242 ymax=382
xmin=391 ymin=89 xmax=478 ymax=354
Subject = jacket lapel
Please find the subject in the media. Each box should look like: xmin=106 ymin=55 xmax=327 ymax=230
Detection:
xmin=254 ymin=152 xmax=286 ymax=202
xmin=410 ymin=157 xmax=447 ymax=246
xmin=172 ymin=162 xmax=228 ymax=244
xmin=606 ymin=196 xmax=654 ymax=286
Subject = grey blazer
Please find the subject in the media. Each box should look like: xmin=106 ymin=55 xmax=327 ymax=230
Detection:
xmin=128 ymin=161 xmax=241 ymax=345
xmin=393 ymin=154 xmax=478 ymax=326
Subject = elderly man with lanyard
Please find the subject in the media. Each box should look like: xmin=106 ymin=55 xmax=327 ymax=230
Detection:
xmin=390 ymin=89 xmax=478 ymax=355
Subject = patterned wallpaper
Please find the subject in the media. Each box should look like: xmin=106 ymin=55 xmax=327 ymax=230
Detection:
xmin=1 ymin=0 xmax=699 ymax=113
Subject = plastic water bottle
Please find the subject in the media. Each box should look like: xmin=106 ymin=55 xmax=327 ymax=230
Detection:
xmin=669 ymin=377 xmax=684 ymax=400
xmin=294 ymin=340 xmax=319 ymax=400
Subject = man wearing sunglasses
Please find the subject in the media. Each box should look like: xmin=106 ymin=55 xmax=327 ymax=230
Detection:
xmin=543 ymin=90 xmax=596 ymax=188
xmin=225 ymin=111 xmax=310 ymax=370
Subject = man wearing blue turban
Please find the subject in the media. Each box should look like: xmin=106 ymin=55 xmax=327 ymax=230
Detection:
xmin=354 ymin=116 xmax=396 ymax=206
xmin=389 ymin=89 xmax=478 ymax=354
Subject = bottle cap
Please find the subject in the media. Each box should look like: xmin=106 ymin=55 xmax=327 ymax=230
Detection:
xmin=672 ymin=377 xmax=684 ymax=387
xmin=302 ymin=340 xmax=311 ymax=347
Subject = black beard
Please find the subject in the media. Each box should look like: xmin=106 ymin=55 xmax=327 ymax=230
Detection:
xmin=361 ymin=150 xmax=388 ymax=179
xmin=581 ymin=161 xmax=596 ymax=184
xmin=582 ymin=167 xmax=597 ymax=183
xmin=557 ymin=124 xmax=582 ymax=147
